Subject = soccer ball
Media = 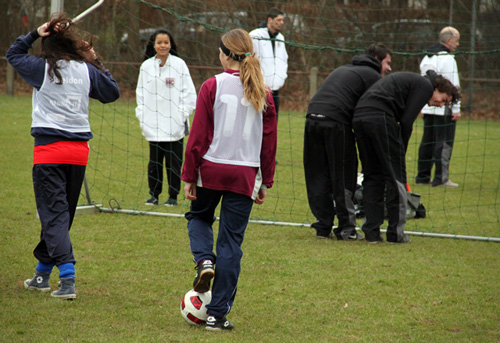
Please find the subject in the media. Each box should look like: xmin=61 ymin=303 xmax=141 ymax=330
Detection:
xmin=180 ymin=289 xmax=211 ymax=325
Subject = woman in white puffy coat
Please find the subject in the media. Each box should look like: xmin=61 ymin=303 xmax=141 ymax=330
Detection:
xmin=136 ymin=29 xmax=197 ymax=206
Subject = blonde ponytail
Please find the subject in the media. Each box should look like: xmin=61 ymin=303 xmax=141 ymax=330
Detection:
xmin=221 ymin=29 xmax=269 ymax=112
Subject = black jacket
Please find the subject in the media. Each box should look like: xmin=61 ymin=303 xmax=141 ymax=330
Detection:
xmin=353 ymin=72 xmax=436 ymax=150
xmin=307 ymin=55 xmax=382 ymax=125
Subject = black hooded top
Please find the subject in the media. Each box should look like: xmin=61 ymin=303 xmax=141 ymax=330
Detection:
xmin=307 ymin=54 xmax=382 ymax=125
xmin=353 ymin=71 xmax=438 ymax=150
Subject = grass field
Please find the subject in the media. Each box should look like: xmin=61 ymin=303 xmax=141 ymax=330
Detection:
xmin=1 ymin=94 xmax=499 ymax=342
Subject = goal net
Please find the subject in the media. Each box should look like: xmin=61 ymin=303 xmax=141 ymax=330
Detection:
xmin=60 ymin=0 xmax=500 ymax=240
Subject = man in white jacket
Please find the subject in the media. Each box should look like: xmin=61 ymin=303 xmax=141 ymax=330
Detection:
xmin=250 ymin=8 xmax=288 ymax=120
xmin=416 ymin=26 xmax=461 ymax=187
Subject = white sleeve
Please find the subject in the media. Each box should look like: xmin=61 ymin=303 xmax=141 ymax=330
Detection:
xmin=251 ymin=37 xmax=261 ymax=59
xmin=180 ymin=62 xmax=197 ymax=120
xmin=440 ymin=56 xmax=461 ymax=112
xmin=135 ymin=66 xmax=144 ymax=120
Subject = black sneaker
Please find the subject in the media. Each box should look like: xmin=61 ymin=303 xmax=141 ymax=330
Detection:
xmin=24 ymin=271 xmax=51 ymax=292
xmin=316 ymin=232 xmax=333 ymax=239
xmin=145 ymin=196 xmax=158 ymax=205
xmin=51 ymin=277 xmax=76 ymax=300
xmin=335 ymin=231 xmax=364 ymax=241
xmin=165 ymin=198 xmax=178 ymax=207
xmin=387 ymin=234 xmax=411 ymax=244
xmin=193 ymin=260 xmax=214 ymax=293
xmin=205 ymin=316 xmax=234 ymax=331
xmin=366 ymin=235 xmax=384 ymax=243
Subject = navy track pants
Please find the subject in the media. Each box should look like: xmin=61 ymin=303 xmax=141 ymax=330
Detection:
xmin=32 ymin=164 xmax=86 ymax=266
xmin=185 ymin=187 xmax=254 ymax=318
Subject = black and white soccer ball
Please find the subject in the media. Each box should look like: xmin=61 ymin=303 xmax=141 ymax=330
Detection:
xmin=180 ymin=289 xmax=211 ymax=325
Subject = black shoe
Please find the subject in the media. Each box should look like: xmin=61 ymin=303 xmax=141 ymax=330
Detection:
xmin=205 ymin=316 xmax=234 ymax=331
xmin=415 ymin=180 xmax=430 ymax=185
xmin=24 ymin=271 xmax=51 ymax=292
xmin=193 ymin=260 xmax=214 ymax=293
xmin=165 ymin=198 xmax=178 ymax=207
xmin=51 ymin=277 xmax=76 ymax=300
xmin=145 ymin=196 xmax=158 ymax=205
xmin=335 ymin=231 xmax=364 ymax=241
xmin=316 ymin=232 xmax=333 ymax=239
xmin=366 ymin=235 xmax=384 ymax=243
xmin=387 ymin=234 xmax=411 ymax=244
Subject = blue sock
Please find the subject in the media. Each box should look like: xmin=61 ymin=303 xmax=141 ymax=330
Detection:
xmin=58 ymin=263 xmax=75 ymax=279
xmin=36 ymin=262 xmax=54 ymax=274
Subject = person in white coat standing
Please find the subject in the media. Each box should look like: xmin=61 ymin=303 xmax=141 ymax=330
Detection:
xmin=136 ymin=29 xmax=197 ymax=206
xmin=250 ymin=8 xmax=288 ymax=120
xmin=416 ymin=27 xmax=461 ymax=187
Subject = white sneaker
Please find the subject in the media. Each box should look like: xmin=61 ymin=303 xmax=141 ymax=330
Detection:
xmin=435 ymin=180 xmax=459 ymax=187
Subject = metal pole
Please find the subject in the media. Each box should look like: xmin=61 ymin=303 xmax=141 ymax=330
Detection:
xmin=97 ymin=206 xmax=500 ymax=243
xmin=51 ymin=0 xmax=64 ymax=14
xmin=73 ymin=0 xmax=105 ymax=22
xmin=6 ymin=63 xmax=15 ymax=96
xmin=468 ymin=0 xmax=477 ymax=115
xmin=309 ymin=67 xmax=318 ymax=100
xmin=83 ymin=176 xmax=92 ymax=204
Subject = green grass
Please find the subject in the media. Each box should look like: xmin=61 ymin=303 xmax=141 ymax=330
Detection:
xmin=1 ymin=94 xmax=499 ymax=342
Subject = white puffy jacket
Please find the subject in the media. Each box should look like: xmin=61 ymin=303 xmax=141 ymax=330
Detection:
xmin=136 ymin=55 xmax=197 ymax=141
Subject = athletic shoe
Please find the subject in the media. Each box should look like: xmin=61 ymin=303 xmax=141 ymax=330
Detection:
xmin=366 ymin=235 xmax=384 ymax=244
xmin=434 ymin=180 xmax=459 ymax=187
xmin=145 ymin=196 xmax=158 ymax=205
xmin=24 ymin=271 xmax=51 ymax=292
xmin=205 ymin=316 xmax=234 ymax=331
xmin=165 ymin=198 xmax=178 ymax=207
xmin=51 ymin=277 xmax=76 ymax=300
xmin=193 ymin=260 xmax=214 ymax=293
xmin=387 ymin=234 xmax=411 ymax=244
xmin=335 ymin=231 xmax=364 ymax=241
xmin=316 ymin=232 xmax=333 ymax=239
xmin=415 ymin=180 xmax=430 ymax=185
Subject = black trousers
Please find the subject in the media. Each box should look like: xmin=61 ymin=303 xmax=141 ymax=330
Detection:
xmin=416 ymin=110 xmax=456 ymax=186
xmin=32 ymin=164 xmax=86 ymax=266
xmin=353 ymin=115 xmax=407 ymax=242
xmin=148 ymin=140 xmax=183 ymax=199
xmin=272 ymin=90 xmax=280 ymax=120
xmin=303 ymin=116 xmax=358 ymax=238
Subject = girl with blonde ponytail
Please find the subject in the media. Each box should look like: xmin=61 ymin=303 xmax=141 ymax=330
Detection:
xmin=181 ymin=28 xmax=277 ymax=331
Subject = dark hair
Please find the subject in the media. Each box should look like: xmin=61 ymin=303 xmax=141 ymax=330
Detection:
xmin=365 ymin=43 xmax=392 ymax=61
xmin=435 ymin=76 xmax=461 ymax=105
xmin=267 ymin=8 xmax=284 ymax=20
xmin=144 ymin=29 xmax=178 ymax=61
xmin=40 ymin=13 xmax=103 ymax=84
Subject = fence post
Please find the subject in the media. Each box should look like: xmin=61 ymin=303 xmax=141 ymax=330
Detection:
xmin=309 ymin=66 xmax=318 ymax=100
xmin=6 ymin=63 xmax=15 ymax=96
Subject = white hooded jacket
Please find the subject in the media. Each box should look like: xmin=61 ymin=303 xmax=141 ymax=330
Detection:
xmin=249 ymin=27 xmax=288 ymax=91
xmin=136 ymin=55 xmax=197 ymax=141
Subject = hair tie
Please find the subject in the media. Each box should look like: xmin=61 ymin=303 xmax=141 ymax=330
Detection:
xmin=244 ymin=53 xmax=251 ymax=57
